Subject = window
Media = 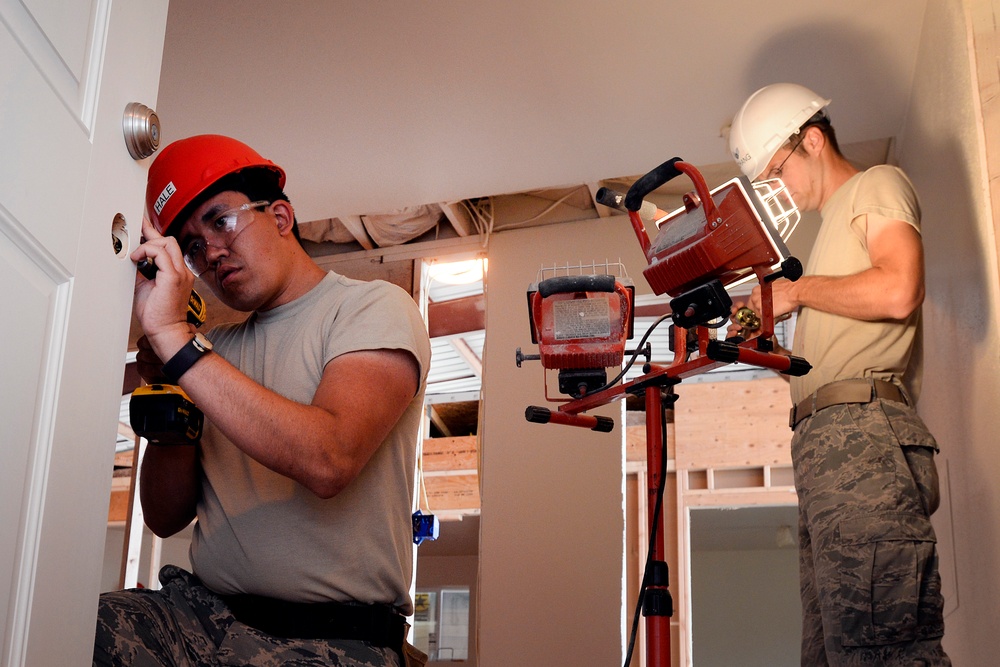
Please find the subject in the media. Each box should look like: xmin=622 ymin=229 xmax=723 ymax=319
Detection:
xmin=413 ymin=587 xmax=470 ymax=661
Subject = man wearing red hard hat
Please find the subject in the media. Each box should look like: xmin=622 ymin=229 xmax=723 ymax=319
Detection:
xmin=94 ymin=135 xmax=431 ymax=666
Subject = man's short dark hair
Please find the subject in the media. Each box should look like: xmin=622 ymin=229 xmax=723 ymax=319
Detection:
xmin=790 ymin=111 xmax=842 ymax=158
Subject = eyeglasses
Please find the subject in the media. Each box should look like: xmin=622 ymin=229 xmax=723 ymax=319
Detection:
xmin=764 ymin=132 xmax=806 ymax=180
xmin=181 ymin=200 xmax=270 ymax=276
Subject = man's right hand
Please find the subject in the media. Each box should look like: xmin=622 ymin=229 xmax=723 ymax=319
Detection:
xmin=131 ymin=217 xmax=197 ymax=363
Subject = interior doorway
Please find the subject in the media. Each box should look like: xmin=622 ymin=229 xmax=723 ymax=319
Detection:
xmin=689 ymin=505 xmax=800 ymax=667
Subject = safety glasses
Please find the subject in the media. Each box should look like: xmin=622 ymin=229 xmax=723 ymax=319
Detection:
xmin=764 ymin=132 xmax=806 ymax=181
xmin=181 ymin=200 xmax=270 ymax=276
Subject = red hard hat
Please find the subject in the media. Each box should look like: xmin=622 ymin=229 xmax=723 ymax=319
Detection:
xmin=145 ymin=134 xmax=286 ymax=236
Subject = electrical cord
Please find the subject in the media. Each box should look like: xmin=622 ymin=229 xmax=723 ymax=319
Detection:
xmin=490 ymin=188 xmax=585 ymax=231
xmin=590 ymin=313 xmax=672 ymax=396
xmin=702 ymin=315 xmax=729 ymax=329
xmin=559 ymin=308 xmax=676 ymax=664
xmin=624 ymin=406 xmax=669 ymax=667
xmin=605 ymin=314 xmax=673 ymax=667
xmin=459 ymin=197 xmax=494 ymax=247
xmin=418 ymin=454 xmax=431 ymax=512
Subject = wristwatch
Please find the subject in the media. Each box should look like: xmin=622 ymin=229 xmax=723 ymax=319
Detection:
xmin=162 ymin=332 xmax=213 ymax=383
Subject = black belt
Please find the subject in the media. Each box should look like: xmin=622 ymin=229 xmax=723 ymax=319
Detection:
xmin=221 ymin=593 xmax=405 ymax=649
xmin=789 ymin=378 xmax=907 ymax=429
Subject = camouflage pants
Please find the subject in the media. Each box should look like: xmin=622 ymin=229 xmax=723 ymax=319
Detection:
xmin=93 ymin=565 xmax=399 ymax=667
xmin=791 ymin=398 xmax=950 ymax=666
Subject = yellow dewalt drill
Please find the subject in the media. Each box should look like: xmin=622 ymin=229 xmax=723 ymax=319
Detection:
xmin=128 ymin=259 xmax=208 ymax=445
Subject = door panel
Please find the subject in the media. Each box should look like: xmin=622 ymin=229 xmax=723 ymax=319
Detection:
xmin=0 ymin=0 xmax=168 ymax=664
xmin=0 ymin=219 xmax=68 ymax=664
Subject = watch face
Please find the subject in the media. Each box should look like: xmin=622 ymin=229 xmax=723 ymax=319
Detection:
xmin=193 ymin=333 xmax=213 ymax=352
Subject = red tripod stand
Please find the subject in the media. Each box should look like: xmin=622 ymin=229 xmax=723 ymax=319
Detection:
xmin=517 ymin=158 xmax=811 ymax=667
xmin=523 ymin=287 xmax=803 ymax=666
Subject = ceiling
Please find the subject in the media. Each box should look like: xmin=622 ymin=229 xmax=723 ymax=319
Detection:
xmin=154 ymin=0 xmax=928 ymax=231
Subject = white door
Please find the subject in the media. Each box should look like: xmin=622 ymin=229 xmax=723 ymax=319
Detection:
xmin=0 ymin=1 xmax=167 ymax=664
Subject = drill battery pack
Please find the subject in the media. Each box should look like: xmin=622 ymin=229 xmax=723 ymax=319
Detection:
xmin=129 ymin=384 xmax=204 ymax=445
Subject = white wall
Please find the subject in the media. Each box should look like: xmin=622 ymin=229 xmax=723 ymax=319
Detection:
xmin=479 ymin=216 xmax=651 ymax=665
xmin=691 ymin=548 xmax=800 ymax=667
xmin=897 ymin=1 xmax=1000 ymax=663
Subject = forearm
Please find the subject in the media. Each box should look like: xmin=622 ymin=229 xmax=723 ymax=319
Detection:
xmin=790 ymin=268 xmax=923 ymax=321
xmin=137 ymin=339 xmax=352 ymax=502
xmin=139 ymin=444 xmax=199 ymax=537
xmin=174 ymin=352 xmax=387 ymax=498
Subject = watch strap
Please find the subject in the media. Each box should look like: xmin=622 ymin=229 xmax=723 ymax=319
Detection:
xmin=162 ymin=334 xmax=212 ymax=384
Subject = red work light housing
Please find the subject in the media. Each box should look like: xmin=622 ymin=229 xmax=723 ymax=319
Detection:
xmin=620 ymin=158 xmax=800 ymax=329
xmin=519 ymin=265 xmax=635 ymax=400
xmin=643 ymin=174 xmax=794 ymax=297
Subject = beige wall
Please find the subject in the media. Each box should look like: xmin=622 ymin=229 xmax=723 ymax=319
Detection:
xmin=898 ymin=0 xmax=1000 ymax=662
xmin=479 ymin=216 xmax=651 ymax=665
xmin=691 ymin=545 xmax=799 ymax=665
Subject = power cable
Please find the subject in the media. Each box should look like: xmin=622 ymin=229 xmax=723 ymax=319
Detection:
xmin=590 ymin=313 xmax=672 ymax=396
xmin=624 ymin=402 xmax=668 ymax=667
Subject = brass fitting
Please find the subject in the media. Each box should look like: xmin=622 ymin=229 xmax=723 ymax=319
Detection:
xmin=734 ymin=306 xmax=761 ymax=331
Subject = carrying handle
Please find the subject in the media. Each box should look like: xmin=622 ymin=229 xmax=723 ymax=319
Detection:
xmin=538 ymin=274 xmax=616 ymax=298
xmin=625 ymin=158 xmax=720 ymax=222
xmin=622 ymin=158 xmax=721 ymax=257
xmin=624 ymin=158 xmax=683 ymax=211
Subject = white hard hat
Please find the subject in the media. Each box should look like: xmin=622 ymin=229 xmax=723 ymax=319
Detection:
xmin=728 ymin=83 xmax=831 ymax=180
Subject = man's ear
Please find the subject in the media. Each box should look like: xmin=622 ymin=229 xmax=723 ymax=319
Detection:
xmin=270 ymin=199 xmax=296 ymax=236
xmin=802 ymin=125 xmax=826 ymax=155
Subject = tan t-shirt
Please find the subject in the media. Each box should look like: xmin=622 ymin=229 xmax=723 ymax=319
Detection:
xmin=790 ymin=165 xmax=923 ymax=405
xmin=189 ymin=271 xmax=431 ymax=614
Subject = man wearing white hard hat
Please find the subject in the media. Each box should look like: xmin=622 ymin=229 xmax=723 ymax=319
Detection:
xmin=729 ymin=84 xmax=950 ymax=665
